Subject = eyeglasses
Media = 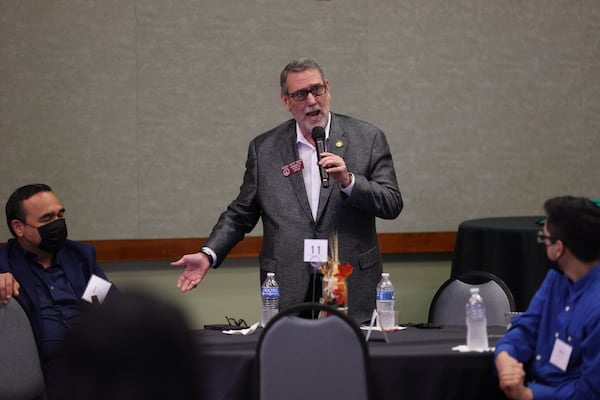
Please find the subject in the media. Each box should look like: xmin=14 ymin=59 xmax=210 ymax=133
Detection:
xmin=287 ymin=84 xmax=327 ymax=102
xmin=536 ymin=230 xmax=557 ymax=244
xmin=225 ymin=316 xmax=248 ymax=328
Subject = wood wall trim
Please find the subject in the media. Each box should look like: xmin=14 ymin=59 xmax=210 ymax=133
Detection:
xmin=86 ymin=231 xmax=456 ymax=262
xmin=377 ymin=232 xmax=456 ymax=255
xmin=1 ymin=232 xmax=456 ymax=262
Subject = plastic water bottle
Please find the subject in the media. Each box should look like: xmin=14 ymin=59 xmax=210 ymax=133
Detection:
xmin=376 ymin=272 xmax=395 ymax=330
xmin=261 ymin=272 xmax=280 ymax=327
xmin=466 ymin=288 xmax=489 ymax=350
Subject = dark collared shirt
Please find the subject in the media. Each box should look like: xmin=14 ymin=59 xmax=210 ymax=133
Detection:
xmin=28 ymin=253 xmax=81 ymax=362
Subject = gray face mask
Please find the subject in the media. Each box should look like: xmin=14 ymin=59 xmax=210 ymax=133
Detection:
xmin=37 ymin=218 xmax=68 ymax=253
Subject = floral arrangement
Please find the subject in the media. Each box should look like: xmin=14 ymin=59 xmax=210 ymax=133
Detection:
xmin=319 ymin=232 xmax=353 ymax=308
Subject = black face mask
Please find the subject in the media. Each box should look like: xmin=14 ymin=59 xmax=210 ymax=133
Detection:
xmin=37 ymin=218 xmax=68 ymax=253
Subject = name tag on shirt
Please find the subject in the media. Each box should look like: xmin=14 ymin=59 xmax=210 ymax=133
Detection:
xmin=82 ymin=274 xmax=112 ymax=304
xmin=282 ymin=160 xmax=304 ymax=177
xmin=550 ymin=338 xmax=572 ymax=371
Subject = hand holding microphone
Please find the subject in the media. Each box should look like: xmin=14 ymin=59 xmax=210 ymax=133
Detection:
xmin=311 ymin=126 xmax=352 ymax=189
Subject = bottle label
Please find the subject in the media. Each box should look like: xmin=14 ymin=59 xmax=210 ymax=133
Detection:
xmin=377 ymin=290 xmax=395 ymax=301
xmin=262 ymin=287 xmax=280 ymax=298
xmin=467 ymin=303 xmax=486 ymax=320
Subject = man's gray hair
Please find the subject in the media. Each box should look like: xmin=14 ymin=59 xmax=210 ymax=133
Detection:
xmin=280 ymin=58 xmax=326 ymax=95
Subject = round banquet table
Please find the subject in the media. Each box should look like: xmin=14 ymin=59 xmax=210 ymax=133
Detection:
xmin=451 ymin=216 xmax=548 ymax=311
xmin=192 ymin=325 xmax=508 ymax=400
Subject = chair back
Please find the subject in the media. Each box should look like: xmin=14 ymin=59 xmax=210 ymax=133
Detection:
xmin=0 ymin=300 xmax=45 ymax=400
xmin=428 ymin=271 xmax=516 ymax=326
xmin=257 ymin=303 xmax=372 ymax=400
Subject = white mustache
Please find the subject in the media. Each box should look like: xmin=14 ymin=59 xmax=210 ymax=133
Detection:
xmin=304 ymin=106 xmax=321 ymax=114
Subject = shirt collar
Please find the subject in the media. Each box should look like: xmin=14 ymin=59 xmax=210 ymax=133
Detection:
xmin=12 ymin=238 xmax=64 ymax=267
xmin=566 ymin=260 xmax=600 ymax=298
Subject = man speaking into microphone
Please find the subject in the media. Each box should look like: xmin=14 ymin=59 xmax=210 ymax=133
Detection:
xmin=172 ymin=58 xmax=402 ymax=323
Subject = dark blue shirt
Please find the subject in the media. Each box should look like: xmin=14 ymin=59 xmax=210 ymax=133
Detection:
xmin=27 ymin=253 xmax=81 ymax=362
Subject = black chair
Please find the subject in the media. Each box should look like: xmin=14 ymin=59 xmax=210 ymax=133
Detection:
xmin=428 ymin=271 xmax=516 ymax=326
xmin=0 ymin=300 xmax=45 ymax=400
xmin=256 ymin=303 xmax=372 ymax=400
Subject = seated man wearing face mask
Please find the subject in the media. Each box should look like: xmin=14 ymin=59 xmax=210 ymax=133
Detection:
xmin=0 ymin=183 xmax=117 ymax=400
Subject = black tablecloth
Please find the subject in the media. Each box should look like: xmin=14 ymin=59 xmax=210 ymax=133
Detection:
xmin=192 ymin=326 xmax=507 ymax=400
xmin=451 ymin=216 xmax=548 ymax=311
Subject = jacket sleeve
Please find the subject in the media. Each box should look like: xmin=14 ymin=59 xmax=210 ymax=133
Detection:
xmin=204 ymin=139 xmax=262 ymax=266
xmin=344 ymin=129 xmax=402 ymax=220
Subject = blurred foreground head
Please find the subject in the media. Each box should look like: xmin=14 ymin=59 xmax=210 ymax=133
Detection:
xmin=61 ymin=290 xmax=200 ymax=400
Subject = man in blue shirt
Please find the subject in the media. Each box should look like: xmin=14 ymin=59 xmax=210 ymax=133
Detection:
xmin=495 ymin=196 xmax=600 ymax=400
xmin=0 ymin=184 xmax=116 ymax=399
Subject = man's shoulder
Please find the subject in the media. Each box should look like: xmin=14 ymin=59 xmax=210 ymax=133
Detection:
xmin=582 ymin=265 xmax=600 ymax=300
xmin=62 ymin=240 xmax=96 ymax=257
xmin=0 ymin=239 xmax=12 ymax=254
xmin=254 ymin=119 xmax=296 ymax=141
xmin=332 ymin=112 xmax=368 ymax=124
xmin=332 ymin=113 xmax=382 ymax=135
xmin=245 ymin=119 xmax=296 ymax=152
xmin=0 ymin=239 xmax=14 ymax=268
xmin=0 ymin=238 xmax=19 ymax=259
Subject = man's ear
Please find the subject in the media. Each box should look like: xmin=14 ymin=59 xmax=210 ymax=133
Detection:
xmin=280 ymin=92 xmax=291 ymax=112
xmin=555 ymin=240 xmax=564 ymax=259
xmin=11 ymin=219 xmax=24 ymax=237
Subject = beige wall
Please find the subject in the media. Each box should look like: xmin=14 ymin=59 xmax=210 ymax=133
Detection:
xmin=1 ymin=1 xmax=599 ymax=243
xmin=1 ymin=2 xmax=597 ymax=324
xmin=102 ymin=254 xmax=452 ymax=329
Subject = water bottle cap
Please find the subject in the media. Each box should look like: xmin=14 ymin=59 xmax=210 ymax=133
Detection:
xmin=267 ymin=272 xmax=275 ymax=277
xmin=381 ymin=273 xmax=390 ymax=277
xmin=470 ymin=288 xmax=479 ymax=293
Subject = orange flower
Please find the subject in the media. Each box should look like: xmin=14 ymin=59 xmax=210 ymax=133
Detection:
xmin=319 ymin=233 xmax=353 ymax=308
xmin=335 ymin=262 xmax=353 ymax=279
xmin=332 ymin=281 xmax=348 ymax=306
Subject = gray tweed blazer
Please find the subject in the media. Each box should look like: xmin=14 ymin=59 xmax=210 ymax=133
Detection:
xmin=205 ymin=112 xmax=402 ymax=322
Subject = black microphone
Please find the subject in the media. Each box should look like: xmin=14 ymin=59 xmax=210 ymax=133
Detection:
xmin=311 ymin=126 xmax=329 ymax=188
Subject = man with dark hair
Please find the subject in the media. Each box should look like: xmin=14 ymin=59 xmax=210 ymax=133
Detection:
xmin=171 ymin=58 xmax=403 ymax=322
xmin=0 ymin=183 xmax=116 ymax=399
xmin=495 ymin=196 xmax=600 ymax=399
